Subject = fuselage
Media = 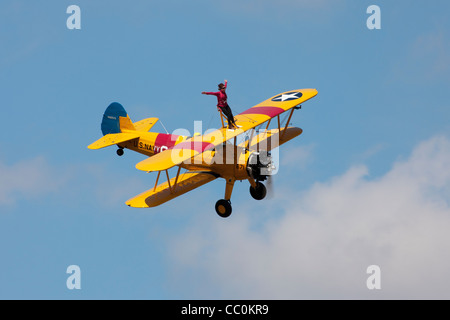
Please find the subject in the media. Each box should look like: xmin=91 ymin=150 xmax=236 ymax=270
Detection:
xmin=119 ymin=131 xmax=183 ymax=157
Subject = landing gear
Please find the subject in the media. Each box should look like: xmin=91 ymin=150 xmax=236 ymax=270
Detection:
xmin=215 ymin=178 xmax=235 ymax=218
xmin=215 ymin=199 xmax=232 ymax=218
xmin=117 ymin=148 xmax=124 ymax=156
xmin=250 ymin=181 xmax=267 ymax=200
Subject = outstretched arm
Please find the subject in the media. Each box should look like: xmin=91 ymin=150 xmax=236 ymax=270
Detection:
xmin=202 ymin=91 xmax=219 ymax=96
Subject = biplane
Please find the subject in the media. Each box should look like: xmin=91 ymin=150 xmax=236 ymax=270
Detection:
xmin=88 ymin=88 xmax=318 ymax=217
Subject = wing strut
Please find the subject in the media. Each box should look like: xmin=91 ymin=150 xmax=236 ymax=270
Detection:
xmin=153 ymin=171 xmax=161 ymax=192
xmin=165 ymin=170 xmax=172 ymax=193
xmin=152 ymin=166 xmax=184 ymax=194
xmin=282 ymin=108 xmax=295 ymax=139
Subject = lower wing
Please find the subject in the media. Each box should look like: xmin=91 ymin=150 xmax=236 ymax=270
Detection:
xmin=239 ymin=127 xmax=303 ymax=151
xmin=125 ymin=170 xmax=218 ymax=208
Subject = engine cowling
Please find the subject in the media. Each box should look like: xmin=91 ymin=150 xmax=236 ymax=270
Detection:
xmin=246 ymin=150 xmax=275 ymax=181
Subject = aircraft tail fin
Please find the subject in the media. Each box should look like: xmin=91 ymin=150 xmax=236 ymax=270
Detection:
xmin=101 ymin=102 xmax=136 ymax=135
xmin=87 ymin=102 xmax=139 ymax=149
xmin=101 ymin=102 xmax=160 ymax=135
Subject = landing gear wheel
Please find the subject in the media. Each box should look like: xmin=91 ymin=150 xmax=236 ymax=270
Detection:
xmin=215 ymin=199 xmax=232 ymax=218
xmin=250 ymin=182 xmax=267 ymax=200
xmin=117 ymin=148 xmax=124 ymax=156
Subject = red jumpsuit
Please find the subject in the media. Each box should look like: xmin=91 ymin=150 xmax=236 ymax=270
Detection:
xmin=203 ymin=81 xmax=237 ymax=128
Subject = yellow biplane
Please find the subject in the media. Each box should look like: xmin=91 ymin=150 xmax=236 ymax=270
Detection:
xmin=88 ymin=88 xmax=318 ymax=217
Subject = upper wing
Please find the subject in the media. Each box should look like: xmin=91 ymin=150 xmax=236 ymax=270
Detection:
xmin=135 ymin=88 xmax=317 ymax=172
xmin=135 ymin=128 xmax=243 ymax=172
xmin=234 ymin=88 xmax=317 ymax=127
xmin=125 ymin=171 xmax=218 ymax=208
xmin=88 ymin=132 xmax=140 ymax=150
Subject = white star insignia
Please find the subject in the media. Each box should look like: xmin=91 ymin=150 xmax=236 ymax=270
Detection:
xmin=272 ymin=92 xmax=302 ymax=102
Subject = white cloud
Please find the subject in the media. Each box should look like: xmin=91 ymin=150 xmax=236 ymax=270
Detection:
xmin=411 ymin=30 xmax=450 ymax=79
xmin=167 ymin=135 xmax=450 ymax=299
xmin=0 ymin=156 xmax=65 ymax=206
xmin=390 ymin=29 xmax=450 ymax=84
xmin=83 ymin=163 xmax=149 ymax=208
xmin=0 ymin=154 xmax=157 ymax=209
xmin=280 ymin=143 xmax=315 ymax=168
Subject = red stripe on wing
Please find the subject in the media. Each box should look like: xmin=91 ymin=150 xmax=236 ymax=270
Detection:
xmin=238 ymin=106 xmax=285 ymax=118
xmin=173 ymin=141 xmax=214 ymax=153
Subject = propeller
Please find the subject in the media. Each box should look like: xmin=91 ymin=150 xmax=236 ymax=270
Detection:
xmin=266 ymin=174 xmax=275 ymax=199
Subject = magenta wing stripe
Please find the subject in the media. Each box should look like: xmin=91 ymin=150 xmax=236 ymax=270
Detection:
xmin=173 ymin=141 xmax=214 ymax=153
xmin=238 ymin=106 xmax=286 ymax=118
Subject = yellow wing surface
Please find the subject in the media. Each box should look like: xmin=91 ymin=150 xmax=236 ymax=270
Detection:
xmin=135 ymin=127 xmax=244 ymax=172
xmin=88 ymin=132 xmax=141 ymax=150
xmin=239 ymin=127 xmax=304 ymax=151
xmin=135 ymin=88 xmax=317 ymax=172
xmin=234 ymin=88 xmax=317 ymax=127
xmin=133 ymin=117 xmax=159 ymax=132
xmin=126 ymin=171 xmax=218 ymax=208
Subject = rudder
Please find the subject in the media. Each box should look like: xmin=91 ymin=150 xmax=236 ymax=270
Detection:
xmin=101 ymin=102 xmax=133 ymax=135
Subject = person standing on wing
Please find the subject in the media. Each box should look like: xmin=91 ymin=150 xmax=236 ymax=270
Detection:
xmin=202 ymin=80 xmax=238 ymax=129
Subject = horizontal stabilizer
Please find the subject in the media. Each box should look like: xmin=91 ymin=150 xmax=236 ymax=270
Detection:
xmin=126 ymin=171 xmax=217 ymax=208
xmin=133 ymin=117 xmax=159 ymax=132
xmin=88 ymin=132 xmax=141 ymax=150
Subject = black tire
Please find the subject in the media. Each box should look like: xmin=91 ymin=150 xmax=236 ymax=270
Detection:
xmin=117 ymin=148 xmax=124 ymax=156
xmin=215 ymin=199 xmax=232 ymax=218
xmin=250 ymin=182 xmax=267 ymax=200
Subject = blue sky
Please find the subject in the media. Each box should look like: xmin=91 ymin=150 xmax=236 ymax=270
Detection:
xmin=1 ymin=0 xmax=450 ymax=299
